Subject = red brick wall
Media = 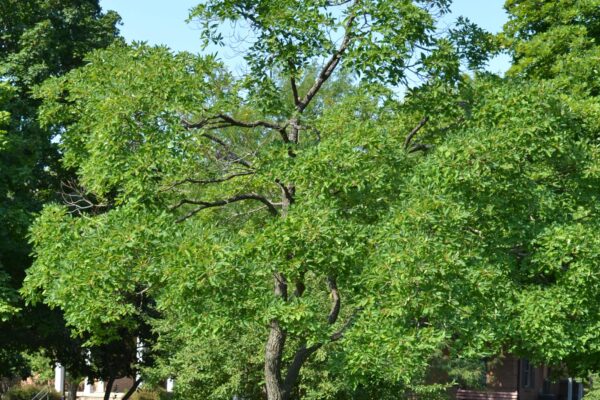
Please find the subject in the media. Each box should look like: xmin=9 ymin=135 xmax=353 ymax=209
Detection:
xmin=486 ymin=356 xmax=519 ymax=392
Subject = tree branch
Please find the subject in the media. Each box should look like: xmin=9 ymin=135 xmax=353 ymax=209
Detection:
xmin=403 ymin=116 xmax=429 ymax=150
xmin=284 ymin=343 xmax=320 ymax=394
xmin=296 ymin=11 xmax=356 ymax=112
xmin=196 ymin=132 xmax=253 ymax=169
xmin=290 ymin=76 xmax=300 ymax=108
xmin=294 ymin=279 xmax=306 ymax=298
xmin=183 ymin=115 xmax=283 ymax=131
xmin=408 ymin=143 xmax=434 ymax=153
xmin=330 ymin=308 xmax=361 ymax=341
xmin=121 ymin=377 xmax=142 ymax=400
xmin=173 ymin=193 xmax=279 ymax=222
xmin=264 ymin=272 xmax=289 ymax=399
xmin=275 ymin=179 xmax=295 ymax=207
xmin=288 ymin=59 xmax=301 ymax=108
xmin=60 ymin=180 xmax=109 ymax=216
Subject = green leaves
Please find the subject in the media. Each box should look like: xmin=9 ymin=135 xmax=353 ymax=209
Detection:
xmin=37 ymin=43 xmax=231 ymax=202
xmin=24 ymin=204 xmax=171 ymax=341
xmin=504 ymin=0 xmax=600 ymax=85
xmin=20 ymin=0 xmax=600 ymax=398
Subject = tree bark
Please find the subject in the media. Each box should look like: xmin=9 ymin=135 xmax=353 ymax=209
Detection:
xmin=103 ymin=377 xmax=115 ymax=400
xmin=265 ymin=319 xmax=287 ymax=400
xmin=67 ymin=381 xmax=78 ymax=400
xmin=265 ymin=273 xmax=288 ymax=400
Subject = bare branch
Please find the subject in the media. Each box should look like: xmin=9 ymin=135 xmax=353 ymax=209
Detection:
xmin=404 ymin=116 xmax=429 ymax=150
xmin=60 ymin=180 xmax=108 ymax=216
xmin=173 ymin=193 xmax=279 ymax=222
xmin=296 ymin=10 xmax=357 ymax=112
xmin=162 ymin=171 xmax=254 ymax=192
xmin=199 ymin=132 xmax=253 ymax=169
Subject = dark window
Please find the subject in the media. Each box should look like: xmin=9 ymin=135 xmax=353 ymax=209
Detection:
xmin=520 ymin=359 xmax=535 ymax=388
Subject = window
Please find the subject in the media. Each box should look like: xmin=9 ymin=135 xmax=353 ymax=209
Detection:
xmin=520 ymin=359 xmax=535 ymax=389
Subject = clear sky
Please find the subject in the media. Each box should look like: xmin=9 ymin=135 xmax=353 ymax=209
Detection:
xmin=99 ymin=0 xmax=511 ymax=75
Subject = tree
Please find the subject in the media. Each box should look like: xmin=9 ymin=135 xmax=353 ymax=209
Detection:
xmin=0 ymin=83 xmax=19 ymax=322
xmin=499 ymin=0 xmax=600 ymax=377
xmin=503 ymin=0 xmax=600 ymax=92
xmin=0 ymin=0 xmax=121 ymax=382
xmin=23 ymin=0 xmax=507 ymax=398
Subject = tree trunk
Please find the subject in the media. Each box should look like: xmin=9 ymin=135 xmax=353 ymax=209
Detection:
xmin=103 ymin=377 xmax=115 ymax=400
xmin=265 ymin=319 xmax=287 ymax=400
xmin=67 ymin=381 xmax=78 ymax=400
xmin=265 ymin=272 xmax=288 ymax=400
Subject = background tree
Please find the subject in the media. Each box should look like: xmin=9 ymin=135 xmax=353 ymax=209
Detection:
xmin=0 ymin=0 xmax=121 ymax=380
xmin=503 ymin=0 xmax=600 ymax=93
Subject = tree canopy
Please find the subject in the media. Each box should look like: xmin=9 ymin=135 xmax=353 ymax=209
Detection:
xmin=7 ymin=0 xmax=600 ymax=399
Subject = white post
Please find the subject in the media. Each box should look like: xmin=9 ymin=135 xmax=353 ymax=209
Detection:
xmin=97 ymin=380 xmax=105 ymax=394
xmin=166 ymin=378 xmax=174 ymax=392
xmin=83 ymin=378 xmax=93 ymax=394
xmin=54 ymin=363 xmax=65 ymax=395
xmin=568 ymin=378 xmax=573 ymax=400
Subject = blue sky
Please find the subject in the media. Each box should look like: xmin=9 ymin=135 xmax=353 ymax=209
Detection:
xmin=99 ymin=0 xmax=511 ymax=74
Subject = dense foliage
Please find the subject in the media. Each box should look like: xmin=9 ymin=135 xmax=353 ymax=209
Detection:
xmin=2 ymin=0 xmax=599 ymax=399
xmin=0 ymin=0 xmax=121 ymax=389
xmin=2 ymin=385 xmax=61 ymax=400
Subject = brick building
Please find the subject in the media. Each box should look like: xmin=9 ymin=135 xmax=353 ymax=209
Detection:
xmin=457 ymin=356 xmax=584 ymax=400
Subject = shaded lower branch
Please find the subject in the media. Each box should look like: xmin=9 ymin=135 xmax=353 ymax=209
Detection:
xmin=183 ymin=115 xmax=283 ymax=131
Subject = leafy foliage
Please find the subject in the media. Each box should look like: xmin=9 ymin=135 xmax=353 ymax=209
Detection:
xmin=1 ymin=385 xmax=60 ymax=400
xmin=0 ymin=0 xmax=121 ymax=383
xmin=20 ymin=1 xmax=600 ymax=399
xmin=503 ymin=0 xmax=600 ymax=86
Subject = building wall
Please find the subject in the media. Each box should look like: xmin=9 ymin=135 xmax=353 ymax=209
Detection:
xmin=486 ymin=357 xmax=519 ymax=392
xmin=484 ymin=356 xmax=582 ymax=400
xmin=112 ymin=377 xmax=134 ymax=393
